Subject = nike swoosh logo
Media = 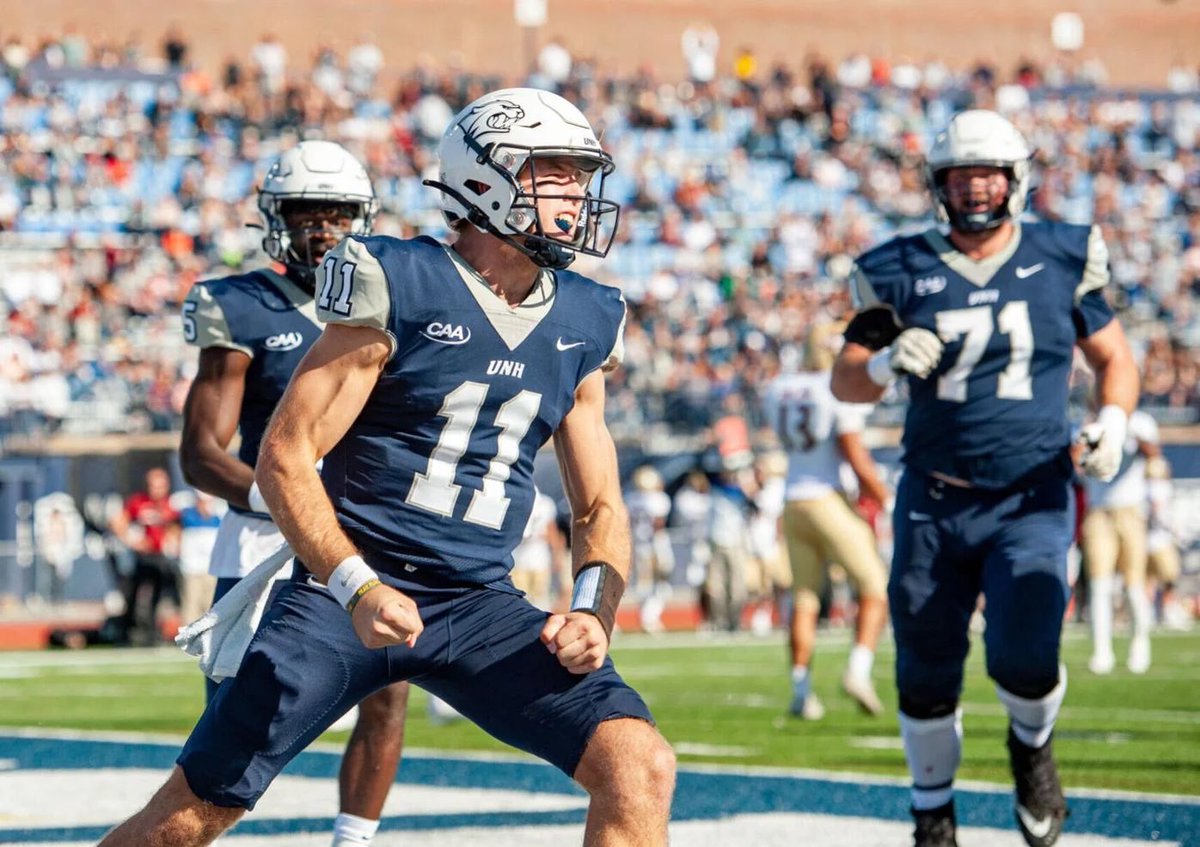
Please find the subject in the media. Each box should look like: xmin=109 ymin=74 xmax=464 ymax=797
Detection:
xmin=556 ymin=337 xmax=586 ymax=351
xmin=908 ymin=511 xmax=933 ymax=522
xmin=1016 ymin=804 xmax=1053 ymax=839
xmin=1015 ymin=263 xmax=1045 ymax=279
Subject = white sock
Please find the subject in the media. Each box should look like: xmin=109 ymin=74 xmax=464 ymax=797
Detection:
xmin=995 ymin=665 xmax=1066 ymax=749
xmin=1127 ymin=583 xmax=1152 ymax=641
xmin=847 ymin=644 xmax=874 ymax=680
xmin=1089 ymin=575 xmax=1114 ymax=656
xmin=899 ymin=709 xmax=962 ymax=810
xmin=332 ymin=812 xmax=379 ymax=846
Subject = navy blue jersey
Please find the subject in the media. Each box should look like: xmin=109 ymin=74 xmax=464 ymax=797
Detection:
xmin=316 ymin=235 xmax=626 ymax=585
xmin=850 ymin=222 xmax=1114 ymax=488
xmin=182 ymin=268 xmax=320 ymax=490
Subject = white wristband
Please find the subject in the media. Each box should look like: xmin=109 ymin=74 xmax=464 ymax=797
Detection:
xmin=866 ymin=347 xmax=895 ymax=387
xmin=327 ymin=555 xmax=380 ymax=610
xmin=1097 ymin=403 xmax=1128 ymax=444
xmin=247 ymin=481 xmax=270 ymax=515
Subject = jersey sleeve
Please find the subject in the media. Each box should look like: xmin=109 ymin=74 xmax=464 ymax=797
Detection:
xmin=1072 ymin=225 xmax=1115 ymax=338
xmin=847 ymin=261 xmax=884 ymax=310
xmin=317 ymin=236 xmax=396 ymax=355
xmin=182 ymin=283 xmax=252 ymax=356
xmin=602 ymin=297 xmax=627 ymax=372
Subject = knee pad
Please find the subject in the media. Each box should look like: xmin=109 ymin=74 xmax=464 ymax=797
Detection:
xmin=996 ymin=664 xmax=1066 ymax=749
xmin=899 ymin=696 xmax=958 ymax=721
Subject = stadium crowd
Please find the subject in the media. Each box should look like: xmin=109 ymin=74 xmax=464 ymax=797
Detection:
xmin=1 ymin=29 xmax=1200 ymax=449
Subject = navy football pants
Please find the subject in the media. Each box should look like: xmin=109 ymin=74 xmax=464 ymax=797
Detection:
xmin=180 ymin=566 xmax=653 ymax=809
xmin=889 ymin=471 xmax=1073 ymax=710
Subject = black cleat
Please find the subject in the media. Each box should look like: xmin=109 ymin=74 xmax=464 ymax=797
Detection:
xmin=912 ymin=801 xmax=958 ymax=847
xmin=1008 ymin=727 xmax=1069 ymax=846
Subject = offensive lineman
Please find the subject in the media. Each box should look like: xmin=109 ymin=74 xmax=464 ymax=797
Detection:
xmin=832 ymin=110 xmax=1138 ymax=847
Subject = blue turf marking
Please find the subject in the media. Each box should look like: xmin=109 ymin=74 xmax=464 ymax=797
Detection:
xmin=0 ymin=734 xmax=1195 ymax=846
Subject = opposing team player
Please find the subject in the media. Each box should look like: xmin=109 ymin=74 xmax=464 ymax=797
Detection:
xmin=831 ymin=110 xmax=1138 ymax=847
xmin=764 ymin=332 xmax=890 ymax=720
xmin=176 ymin=140 xmax=408 ymax=847
xmin=1079 ymin=408 xmax=1160 ymax=674
xmin=1144 ymin=455 xmax=1191 ymax=630
xmin=100 ymin=88 xmax=675 ymax=847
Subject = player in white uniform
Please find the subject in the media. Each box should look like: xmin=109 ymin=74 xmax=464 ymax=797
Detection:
xmin=1144 ymin=456 xmax=1190 ymax=630
xmin=511 ymin=488 xmax=568 ymax=610
xmin=1080 ymin=409 xmax=1159 ymax=674
xmin=627 ymin=466 xmax=676 ymax=632
xmin=746 ymin=452 xmax=791 ymax=636
xmin=764 ymin=346 xmax=890 ymax=720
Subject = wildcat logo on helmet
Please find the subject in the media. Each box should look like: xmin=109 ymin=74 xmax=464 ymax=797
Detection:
xmin=420 ymin=321 xmax=472 ymax=345
xmin=461 ymin=100 xmax=525 ymax=138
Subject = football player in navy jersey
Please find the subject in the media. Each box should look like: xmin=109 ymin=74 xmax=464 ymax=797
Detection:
xmin=176 ymin=140 xmax=408 ymax=847
xmin=100 ymin=89 xmax=675 ymax=847
xmin=831 ymin=110 xmax=1138 ymax=847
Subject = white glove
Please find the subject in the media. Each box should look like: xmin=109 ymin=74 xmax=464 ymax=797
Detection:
xmin=866 ymin=328 xmax=945 ymax=385
xmin=1079 ymin=405 xmax=1128 ymax=482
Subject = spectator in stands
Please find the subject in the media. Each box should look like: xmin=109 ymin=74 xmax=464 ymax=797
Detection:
xmin=175 ymin=491 xmax=221 ymax=626
xmin=108 ymin=467 xmax=180 ymax=645
xmin=0 ymin=27 xmax=1197 ymax=457
xmin=681 ymin=22 xmax=719 ymax=87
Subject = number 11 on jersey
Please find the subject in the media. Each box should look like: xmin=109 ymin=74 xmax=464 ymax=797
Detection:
xmin=406 ymin=381 xmax=542 ymax=529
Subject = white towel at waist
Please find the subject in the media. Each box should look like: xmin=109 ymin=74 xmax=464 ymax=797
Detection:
xmin=175 ymin=542 xmax=295 ymax=682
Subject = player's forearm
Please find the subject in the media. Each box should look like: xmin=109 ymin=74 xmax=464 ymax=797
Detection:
xmin=839 ymin=434 xmax=887 ymax=504
xmin=570 ymin=497 xmax=632 ymax=580
xmin=832 ymin=348 xmax=887 ymax=404
xmin=854 ymin=467 xmax=889 ymax=506
xmin=180 ymin=439 xmax=256 ymax=510
xmin=1093 ymin=355 xmax=1139 ymax=416
xmin=256 ymin=436 xmax=358 ymax=582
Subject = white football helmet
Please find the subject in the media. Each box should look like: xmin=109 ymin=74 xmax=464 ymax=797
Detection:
xmin=425 ymin=87 xmax=619 ymax=269
xmin=257 ymin=140 xmax=378 ymax=279
xmin=926 ymin=109 xmax=1032 ymax=232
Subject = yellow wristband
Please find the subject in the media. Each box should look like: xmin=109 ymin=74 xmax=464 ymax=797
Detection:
xmin=346 ymin=578 xmax=382 ymax=613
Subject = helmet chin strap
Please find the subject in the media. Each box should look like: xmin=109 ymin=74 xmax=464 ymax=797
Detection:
xmin=284 ymin=262 xmax=318 ymax=295
xmin=423 ymin=179 xmax=576 ymax=269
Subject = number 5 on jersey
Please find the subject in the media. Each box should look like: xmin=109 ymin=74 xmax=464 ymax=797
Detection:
xmin=319 ymin=256 xmax=356 ymax=317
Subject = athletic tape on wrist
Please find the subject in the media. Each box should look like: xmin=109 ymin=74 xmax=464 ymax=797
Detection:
xmin=570 ymin=561 xmax=626 ymax=640
xmin=1097 ymin=404 xmax=1128 ymax=443
xmin=327 ymin=555 xmax=380 ymax=611
xmin=247 ymin=481 xmax=270 ymax=516
xmin=866 ymin=347 xmax=895 ymax=387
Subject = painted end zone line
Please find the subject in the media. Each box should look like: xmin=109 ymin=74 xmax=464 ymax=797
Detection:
xmin=0 ymin=733 xmax=1195 ymax=846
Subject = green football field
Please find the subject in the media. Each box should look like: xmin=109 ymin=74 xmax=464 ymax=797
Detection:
xmin=2 ymin=624 xmax=1197 ymax=796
